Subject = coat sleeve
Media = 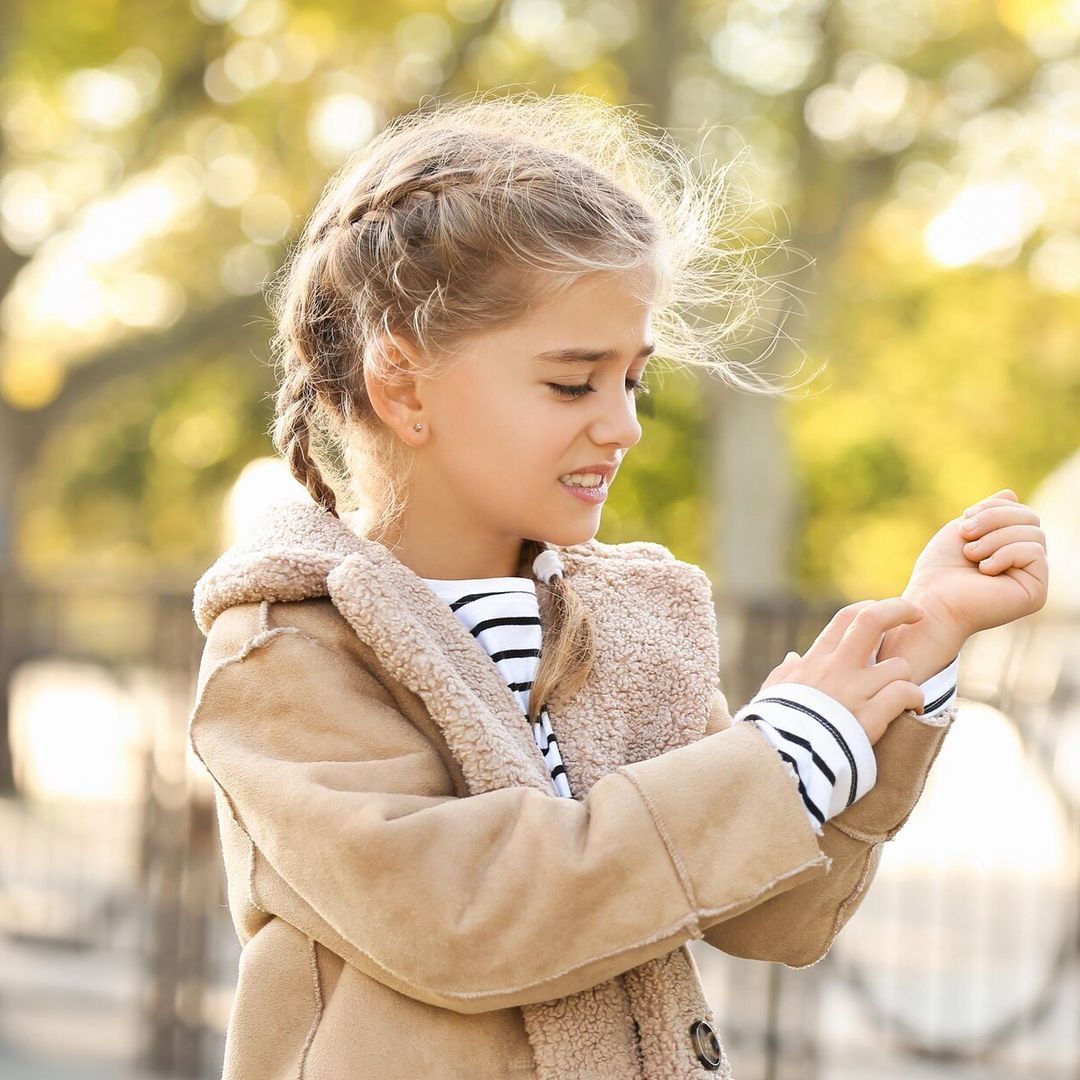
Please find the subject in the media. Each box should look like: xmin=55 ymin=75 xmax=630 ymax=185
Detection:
xmin=699 ymin=684 xmax=957 ymax=967
xmin=189 ymin=607 xmax=835 ymax=1015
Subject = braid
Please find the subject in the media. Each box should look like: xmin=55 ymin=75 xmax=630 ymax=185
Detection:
xmin=346 ymin=163 xmax=474 ymax=226
xmin=272 ymin=372 xmax=340 ymax=518
xmin=519 ymin=538 xmax=595 ymax=723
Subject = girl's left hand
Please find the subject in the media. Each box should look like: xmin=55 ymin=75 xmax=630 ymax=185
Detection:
xmin=903 ymin=488 xmax=1049 ymax=641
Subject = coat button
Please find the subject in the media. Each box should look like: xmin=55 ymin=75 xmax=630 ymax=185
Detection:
xmin=689 ymin=1019 xmax=722 ymax=1070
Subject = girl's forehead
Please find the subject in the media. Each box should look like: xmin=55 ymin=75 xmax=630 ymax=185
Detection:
xmin=520 ymin=271 xmax=656 ymax=332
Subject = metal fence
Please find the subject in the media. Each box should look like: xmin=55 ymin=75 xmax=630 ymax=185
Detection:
xmin=0 ymin=571 xmax=1076 ymax=1078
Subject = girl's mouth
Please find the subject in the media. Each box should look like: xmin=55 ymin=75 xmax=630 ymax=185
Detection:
xmin=558 ymin=476 xmax=608 ymax=504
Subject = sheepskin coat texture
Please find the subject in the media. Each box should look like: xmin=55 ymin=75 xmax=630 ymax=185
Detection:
xmin=189 ymin=500 xmax=957 ymax=1080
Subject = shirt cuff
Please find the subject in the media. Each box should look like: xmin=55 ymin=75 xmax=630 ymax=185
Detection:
xmin=915 ymin=655 xmax=959 ymax=718
xmin=732 ymin=683 xmax=878 ymax=826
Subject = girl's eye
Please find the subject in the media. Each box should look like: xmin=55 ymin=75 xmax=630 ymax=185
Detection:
xmin=548 ymin=377 xmax=651 ymax=399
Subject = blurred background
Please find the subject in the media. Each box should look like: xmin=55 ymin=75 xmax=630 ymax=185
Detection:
xmin=0 ymin=0 xmax=1077 ymax=1077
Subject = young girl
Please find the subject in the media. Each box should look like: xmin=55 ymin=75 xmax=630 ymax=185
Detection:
xmin=189 ymin=91 xmax=1048 ymax=1079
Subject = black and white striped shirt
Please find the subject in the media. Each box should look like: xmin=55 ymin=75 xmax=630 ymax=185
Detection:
xmin=419 ymin=574 xmax=574 ymax=798
xmin=420 ymin=573 xmax=959 ymax=830
xmin=733 ymin=653 xmax=959 ymax=834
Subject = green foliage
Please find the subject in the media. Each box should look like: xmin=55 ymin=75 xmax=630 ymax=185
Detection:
xmin=3 ymin=0 xmax=1077 ymax=598
xmin=788 ymin=254 xmax=1080 ymax=598
xmin=18 ymin=354 xmax=273 ymax=579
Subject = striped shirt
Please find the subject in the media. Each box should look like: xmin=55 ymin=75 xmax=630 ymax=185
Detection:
xmin=419 ymin=574 xmax=574 ymax=798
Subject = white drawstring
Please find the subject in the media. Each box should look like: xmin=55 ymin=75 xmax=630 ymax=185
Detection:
xmin=532 ymin=548 xmax=564 ymax=585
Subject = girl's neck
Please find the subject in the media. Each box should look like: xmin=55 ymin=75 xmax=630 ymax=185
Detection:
xmin=363 ymin=521 xmax=528 ymax=580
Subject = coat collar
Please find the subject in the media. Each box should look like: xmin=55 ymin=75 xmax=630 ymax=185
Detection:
xmin=193 ymin=499 xmax=721 ymax=800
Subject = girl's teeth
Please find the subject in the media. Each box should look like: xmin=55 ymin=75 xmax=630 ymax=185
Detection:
xmin=561 ymin=473 xmax=604 ymax=486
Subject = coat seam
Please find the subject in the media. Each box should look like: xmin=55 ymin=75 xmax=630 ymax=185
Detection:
xmin=193 ymin=624 xmax=311 ymax=711
xmin=245 ymin=622 xmax=383 ymax=677
xmin=790 ymin=840 xmax=882 ymax=969
xmin=883 ymin=707 xmax=956 ymax=839
xmin=247 ymin=838 xmax=269 ymax=914
xmin=696 ymin=848 xmax=831 ymax=923
xmin=253 ymin=842 xmax=707 ymax=1005
xmin=189 ymin=627 xmax=332 ymax=907
xmin=191 ymin=624 xmax=358 ymax=731
xmin=297 ymin=935 xmax=324 ymax=1079
xmin=615 ymin=767 xmax=703 ymax=935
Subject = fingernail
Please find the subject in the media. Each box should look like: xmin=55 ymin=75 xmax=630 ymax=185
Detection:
xmin=962 ymin=515 xmax=979 ymax=531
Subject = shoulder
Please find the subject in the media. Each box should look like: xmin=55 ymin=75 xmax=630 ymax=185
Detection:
xmin=196 ymin=597 xmax=377 ymax=696
xmin=200 ymin=602 xmax=263 ymax=672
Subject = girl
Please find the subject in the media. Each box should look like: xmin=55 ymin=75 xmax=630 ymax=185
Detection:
xmin=189 ymin=91 xmax=1048 ymax=1079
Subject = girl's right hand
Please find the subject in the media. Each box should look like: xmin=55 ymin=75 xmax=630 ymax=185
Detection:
xmin=759 ymin=598 xmax=927 ymax=746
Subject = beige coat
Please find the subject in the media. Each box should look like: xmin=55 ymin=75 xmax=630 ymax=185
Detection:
xmin=189 ymin=501 xmax=956 ymax=1079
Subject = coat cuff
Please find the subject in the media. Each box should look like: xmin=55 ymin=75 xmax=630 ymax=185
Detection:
xmin=827 ymin=703 xmax=958 ymax=842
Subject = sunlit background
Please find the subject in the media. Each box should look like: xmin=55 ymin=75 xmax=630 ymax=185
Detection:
xmin=0 ymin=0 xmax=1077 ymax=1077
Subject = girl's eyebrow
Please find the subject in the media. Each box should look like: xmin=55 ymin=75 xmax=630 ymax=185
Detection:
xmin=534 ymin=343 xmax=656 ymax=364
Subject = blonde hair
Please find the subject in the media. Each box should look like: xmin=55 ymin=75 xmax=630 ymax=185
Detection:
xmin=265 ymin=88 xmax=811 ymax=721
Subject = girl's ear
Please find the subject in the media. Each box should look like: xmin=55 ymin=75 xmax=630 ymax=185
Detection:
xmin=364 ymin=332 xmax=426 ymax=440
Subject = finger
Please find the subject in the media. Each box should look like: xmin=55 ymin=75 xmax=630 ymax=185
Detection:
xmin=871 ymin=679 xmax=926 ymax=720
xmin=768 ymin=651 xmax=799 ymax=674
xmin=864 ymin=654 xmax=914 ymax=695
xmin=762 ymin=651 xmax=802 ymax=689
xmin=963 ymin=489 xmax=1019 ymax=516
xmin=960 ymin=498 xmax=1029 ymax=529
xmin=805 ymin=600 xmax=877 ymax=658
xmin=963 ymin=524 xmax=1046 ymax=562
xmin=976 ymin=540 xmax=1047 ymax=575
xmin=964 ymin=496 xmax=1025 ymax=516
xmin=959 ymin=505 xmax=1040 ymax=539
xmin=836 ymin=598 xmax=924 ymax=663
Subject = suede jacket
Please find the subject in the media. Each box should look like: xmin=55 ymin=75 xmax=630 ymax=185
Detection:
xmin=188 ymin=500 xmax=957 ymax=1079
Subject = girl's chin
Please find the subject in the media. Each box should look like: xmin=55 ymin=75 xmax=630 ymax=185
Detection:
xmin=529 ymin=520 xmax=602 ymax=549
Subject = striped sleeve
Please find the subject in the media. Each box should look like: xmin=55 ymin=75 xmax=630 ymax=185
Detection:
xmin=732 ymin=656 xmax=959 ymax=834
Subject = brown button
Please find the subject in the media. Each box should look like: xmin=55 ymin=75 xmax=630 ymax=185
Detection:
xmin=689 ymin=1018 xmax=722 ymax=1070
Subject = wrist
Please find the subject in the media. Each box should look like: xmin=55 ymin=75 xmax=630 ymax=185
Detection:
xmin=878 ymin=590 xmax=967 ymax=684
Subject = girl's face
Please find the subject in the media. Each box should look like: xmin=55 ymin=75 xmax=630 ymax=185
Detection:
xmin=380 ymin=268 xmax=655 ymax=579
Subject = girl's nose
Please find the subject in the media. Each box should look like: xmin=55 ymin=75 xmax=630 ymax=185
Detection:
xmin=590 ymin=388 xmax=642 ymax=452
